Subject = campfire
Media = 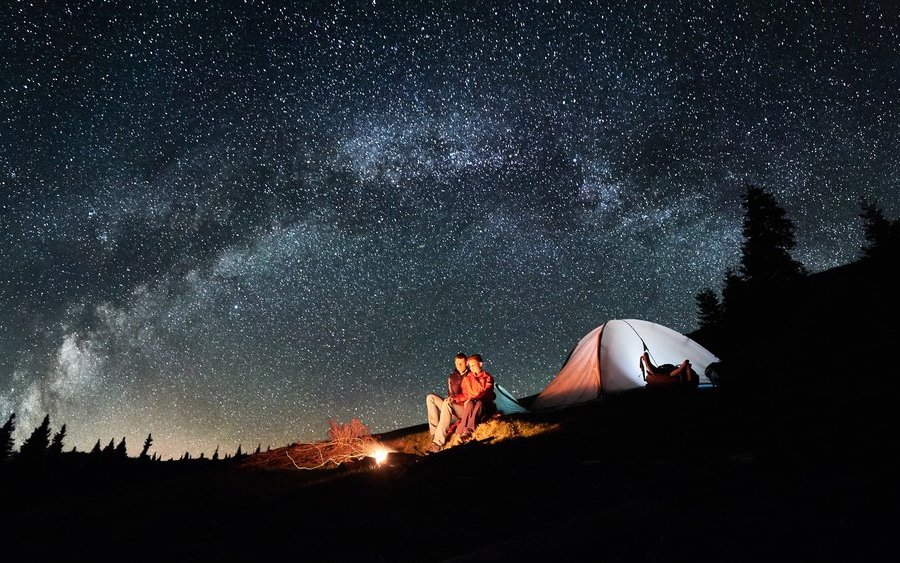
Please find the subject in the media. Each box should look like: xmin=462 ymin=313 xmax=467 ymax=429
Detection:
xmin=239 ymin=418 xmax=392 ymax=471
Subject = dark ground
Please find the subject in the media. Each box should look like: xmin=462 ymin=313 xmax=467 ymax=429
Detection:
xmin=2 ymin=257 xmax=897 ymax=562
xmin=2 ymin=381 xmax=896 ymax=562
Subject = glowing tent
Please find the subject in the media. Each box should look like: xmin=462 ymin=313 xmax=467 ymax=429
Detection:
xmin=531 ymin=319 xmax=719 ymax=410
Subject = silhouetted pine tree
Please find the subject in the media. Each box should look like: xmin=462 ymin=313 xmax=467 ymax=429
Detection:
xmin=91 ymin=439 xmax=102 ymax=455
xmin=709 ymin=184 xmax=804 ymax=322
xmin=255 ymin=444 xmax=261 ymax=455
xmin=234 ymin=444 xmax=243 ymax=460
xmin=115 ymin=437 xmax=127 ymax=458
xmin=19 ymin=415 xmax=51 ymax=460
xmin=695 ymin=288 xmax=723 ymax=329
xmin=48 ymin=424 xmax=67 ymax=456
xmin=199 ymin=452 xmax=206 ymax=460
xmin=102 ymin=438 xmax=116 ymax=457
xmin=139 ymin=433 xmax=153 ymax=459
xmin=0 ymin=413 xmax=15 ymax=461
xmin=212 ymin=446 xmax=219 ymax=461
xmin=739 ymin=185 xmax=806 ymax=286
xmin=860 ymin=202 xmax=900 ymax=260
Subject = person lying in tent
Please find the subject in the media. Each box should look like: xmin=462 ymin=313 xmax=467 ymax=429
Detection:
xmin=639 ymin=351 xmax=699 ymax=388
xmin=453 ymin=354 xmax=496 ymax=443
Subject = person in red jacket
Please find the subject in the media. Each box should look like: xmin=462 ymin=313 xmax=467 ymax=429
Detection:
xmin=454 ymin=354 xmax=496 ymax=442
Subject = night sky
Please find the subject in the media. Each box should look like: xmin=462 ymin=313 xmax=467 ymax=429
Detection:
xmin=2 ymin=1 xmax=898 ymax=459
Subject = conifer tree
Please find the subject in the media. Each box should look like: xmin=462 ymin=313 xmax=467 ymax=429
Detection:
xmin=860 ymin=202 xmax=900 ymax=260
xmin=48 ymin=424 xmax=67 ymax=456
xmin=212 ymin=446 xmax=219 ymax=461
xmin=255 ymin=444 xmax=261 ymax=455
xmin=695 ymin=288 xmax=723 ymax=329
xmin=19 ymin=414 xmax=51 ymax=460
xmin=103 ymin=438 xmax=116 ymax=456
xmin=91 ymin=439 xmax=102 ymax=455
xmin=139 ymin=433 xmax=153 ymax=459
xmin=234 ymin=444 xmax=243 ymax=459
xmin=739 ymin=185 xmax=806 ymax=286
xmin=115 ymin=437 xmax=127 ymax=458
xmin=0 ymin=413 xmax=15 ymax=461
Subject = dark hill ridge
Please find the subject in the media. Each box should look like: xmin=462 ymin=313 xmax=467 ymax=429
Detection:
xmin=1 ymin=257 xmax=896 ymax=562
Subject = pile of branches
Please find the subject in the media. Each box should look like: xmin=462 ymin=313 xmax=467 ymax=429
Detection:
xmin=239 ymin=418 xmax=381 ymax=471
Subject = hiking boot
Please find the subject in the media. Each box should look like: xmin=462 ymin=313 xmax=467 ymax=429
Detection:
xmin=424 ymin=442 xmax=442 ymax=455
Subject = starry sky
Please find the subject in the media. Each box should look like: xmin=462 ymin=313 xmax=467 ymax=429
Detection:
xmin=1 ymin=1 xmax=898 ymax=459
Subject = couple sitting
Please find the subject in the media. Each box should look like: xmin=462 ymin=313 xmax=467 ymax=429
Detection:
xmin=424 ymin=353 xmax=496 ymax=454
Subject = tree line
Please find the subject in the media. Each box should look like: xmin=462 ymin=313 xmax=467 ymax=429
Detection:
xmin=0 ymin=412 xmax=263 ymax=464
xmin=694 ymin=185 xmax=899 ymax=331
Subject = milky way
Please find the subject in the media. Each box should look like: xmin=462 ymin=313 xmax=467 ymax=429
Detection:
xmin=1 ymin=1 xmax=898 ymax=458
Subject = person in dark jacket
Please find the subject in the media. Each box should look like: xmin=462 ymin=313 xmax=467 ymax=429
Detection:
xmin=425 ymin=353 xmax=469 ymax=453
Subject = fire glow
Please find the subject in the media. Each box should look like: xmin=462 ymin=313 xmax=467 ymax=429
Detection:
xmin=371 ymin=447 xmax=390 ymax=466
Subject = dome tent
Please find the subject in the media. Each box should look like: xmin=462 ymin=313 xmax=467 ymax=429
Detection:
xmin=532 ymin=319 xmax=719 ymax=410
